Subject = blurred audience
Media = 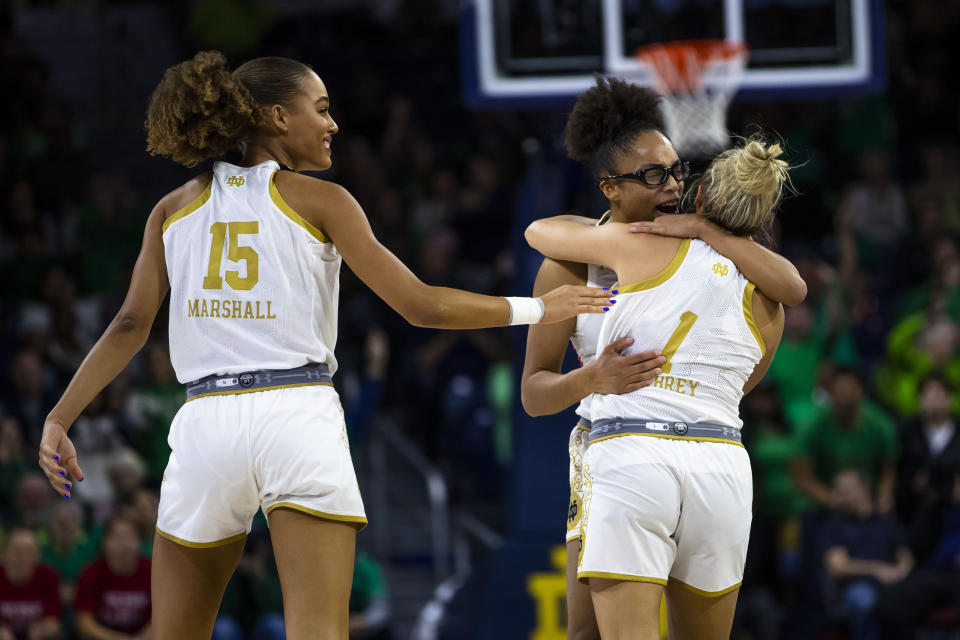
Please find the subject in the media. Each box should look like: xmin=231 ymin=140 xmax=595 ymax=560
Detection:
xmin=74 ymin=517 xmax=151 ymax=639
xmin=0 ymin=528 xmax=59 ymax=640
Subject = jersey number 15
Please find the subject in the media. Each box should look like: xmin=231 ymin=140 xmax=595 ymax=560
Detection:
xmin=203 ymin=222 xmax=259 ymax=290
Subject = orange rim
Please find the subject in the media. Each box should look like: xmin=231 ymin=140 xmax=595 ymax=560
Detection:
xmin=635 ymin=39 xmax=747 ymax=93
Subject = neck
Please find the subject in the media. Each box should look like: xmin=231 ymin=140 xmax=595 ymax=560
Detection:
xmin=240 ymin=140 xmax=295 ymax=170
xmin=608 ymin=204 xmax=629 ymax=224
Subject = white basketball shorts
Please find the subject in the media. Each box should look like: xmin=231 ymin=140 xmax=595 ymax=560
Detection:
xmin=157 ymin=385 xmax=366 ymax=547
xmin=578 ymin=435 xmax=752 ymax=596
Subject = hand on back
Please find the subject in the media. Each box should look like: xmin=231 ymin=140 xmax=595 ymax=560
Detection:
xmin=587 ymin=337 xmax=665 ymax=395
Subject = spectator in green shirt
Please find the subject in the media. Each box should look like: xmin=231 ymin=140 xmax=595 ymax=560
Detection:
xmin=39 ymin=502 xmax=97 ymax=607
xmin=792 ymin=367 xmax=900 ymax=512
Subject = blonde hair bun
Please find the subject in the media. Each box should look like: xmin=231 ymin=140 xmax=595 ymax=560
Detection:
xmin=697 ymin=133 xmax=793 ymax=237
xmin=734 ymin=139 xmax=789 ymax=196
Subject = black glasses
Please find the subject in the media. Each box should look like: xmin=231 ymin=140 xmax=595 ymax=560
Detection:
xmin=596 ymin=161 xmax=691 ymax=188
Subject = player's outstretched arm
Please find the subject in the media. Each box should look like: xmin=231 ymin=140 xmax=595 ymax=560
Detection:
xmin=39 ymin=203 xmax=170 ymax=498
xmin=521 ymin=258 xmax=663 ymax=416
xmin=302 ymin=180 xmax=612 ymax=328
xmin=628 ymin=215 xmax=807 ymax=306
xmin=524 ymin=216 xmax=622 ymax=267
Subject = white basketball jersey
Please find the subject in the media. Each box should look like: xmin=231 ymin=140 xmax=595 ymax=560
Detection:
xmin=571 ymin=213 xmax=618 ymax=421
xmin=163 ymin=160 xmax=340 ymax=383
xmin=590 ymin=238 xmax=765 ymax=429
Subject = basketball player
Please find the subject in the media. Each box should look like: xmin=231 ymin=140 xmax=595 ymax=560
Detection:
xmin=525 ymin=134 xmax=791 ymax=640
xmin=35 ymin=51 xmax=613 ymax=640
xmin=521 ymin=77 xmax=804 ymax=640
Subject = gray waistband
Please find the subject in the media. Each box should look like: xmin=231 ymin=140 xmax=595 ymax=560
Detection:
xmin=586 ymin=418 xmax=742 ymax=446
xmin=185 ymin=363 xmax=332 ymax=400
xmin=577 ymin=418 xmax=593 ymax=430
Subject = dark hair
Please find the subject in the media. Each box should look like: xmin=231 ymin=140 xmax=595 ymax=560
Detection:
xmin=145 ymin=51 xmax=312 ymax=167
xmin=102 ymin=515 xmax=138 ymax=544
xmin=831 ymin=365 xmax=863 ymax=385
xmin=563 ymin=75 xmax=664 ymax=178
xmin=919 ymin=371 xmax=953 ymax=395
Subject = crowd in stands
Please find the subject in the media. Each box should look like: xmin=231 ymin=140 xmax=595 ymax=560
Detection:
xmin=0 ymin=0 xmax=957 ymax=638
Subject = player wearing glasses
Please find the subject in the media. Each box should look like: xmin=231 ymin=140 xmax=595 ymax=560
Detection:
xmin=521 ymin=77 xmax=804 ymax=640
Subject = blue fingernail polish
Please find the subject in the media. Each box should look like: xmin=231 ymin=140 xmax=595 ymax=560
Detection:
xmin=65 ymin=483 xmax=71 ymax=490
xmin=54 ymin=455 xmax=59 ymax=462
xmin=611 ymin=299 xmax=617 ymax=304
xmin=603 ymin=307 xmax=610 ymax=311
xmin=602 ymin=288 xmax=609 ymax=291
xmin=63 ymin=494 xmax=69 ymax=499
xmin=79 ymin=477 xmax=84 ymax=482
xmin=59 ymin=470 xmax=65 ymax=477
xmin=612 ymin=290 xmax=620 ymax=295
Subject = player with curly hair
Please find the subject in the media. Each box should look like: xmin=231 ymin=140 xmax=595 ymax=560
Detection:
xmin=521 ymin=76 xmax=804 ymax=639
xmin=36 ymin=51 xmax=615 ymax=640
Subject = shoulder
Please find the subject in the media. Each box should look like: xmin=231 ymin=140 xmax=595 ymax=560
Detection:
xmin=273 ymin=170 xmax=355 ymax=213
xmin=157 ymin=172 xmax=214 ymax=224
xmin=272 ymin=171 xmax=360 ymax=235
xmin=535 ymin=257 xmax=588 ymax=285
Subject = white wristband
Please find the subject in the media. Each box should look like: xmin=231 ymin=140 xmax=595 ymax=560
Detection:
xmin=506 ymin=297 xmax=545 ymax=325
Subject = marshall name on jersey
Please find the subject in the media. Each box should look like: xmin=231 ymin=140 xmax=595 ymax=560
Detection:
xmin=162 ymin=160 xmax=340 ymax=383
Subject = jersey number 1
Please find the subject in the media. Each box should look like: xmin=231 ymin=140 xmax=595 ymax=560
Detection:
xmin=203 ymin=222 xmax=259 ymax=290
xmin=661 ymin=311 xmax=698 ymax=374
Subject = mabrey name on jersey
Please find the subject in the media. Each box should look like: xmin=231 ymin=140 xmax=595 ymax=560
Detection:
xmin=187 ymin=298 xmax=277 ymax=320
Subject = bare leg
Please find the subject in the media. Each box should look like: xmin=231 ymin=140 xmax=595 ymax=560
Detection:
xmin=590 ymin=577 xmax=663 ymax=640
xmin=665 ymin=580 xmax=740 ymax=640
xmin=268 ymin=507 xmax=357 ymax=640
xmin=566 ymin=538 xmax=600 ymax=640
xmin=151 ymin=533 xmax=246 ymax=640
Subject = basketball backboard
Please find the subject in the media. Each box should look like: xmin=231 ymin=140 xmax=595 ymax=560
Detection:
xmin=460 ymin=0 xmax=886 ymax=107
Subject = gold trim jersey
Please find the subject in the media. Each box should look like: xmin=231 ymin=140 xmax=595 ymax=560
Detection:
xmin=589 ymin=238 xmax=764 ymax=429
xmin=162 ymin=160 xmax=340 ymax=382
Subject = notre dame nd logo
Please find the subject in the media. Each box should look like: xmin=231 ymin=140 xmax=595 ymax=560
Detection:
xmin=712 ymin=262 xmax=729 ymax=277
xmin=226 ymin=176 xmax=245 ymax=187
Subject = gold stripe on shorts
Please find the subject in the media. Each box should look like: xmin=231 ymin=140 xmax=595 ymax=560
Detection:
xmin=156 ymin=527 xmax=246 ymax=549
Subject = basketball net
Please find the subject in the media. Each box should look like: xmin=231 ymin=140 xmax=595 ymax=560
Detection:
xmin=635 ymin=40 xmax=747 ymax=157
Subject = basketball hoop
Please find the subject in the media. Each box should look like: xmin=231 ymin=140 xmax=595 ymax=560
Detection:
xmin=635 ymin=40 xmax=747 ymax=157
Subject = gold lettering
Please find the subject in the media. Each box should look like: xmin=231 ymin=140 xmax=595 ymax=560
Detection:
xmin=187 ymin=299 xmax=199 ymax=317
xmin=654 ymin=376 xmax=665 ymax=389
xmin=201 ymin=299 xmax=209 ymax=318
xmin=664 ymin=376 xmax=675 ymax=392
xmin=256 ymin=301 xmax=265 ymax=319
xmin=674 ymin=378 xmax=686 ymax=395
xmin=688 ymin=380 xmax=699 ymax=397
xmin=267 ymin=300 xmax=276 ymax=319
xmin=210 ymin=299 xmax=221 ymax=318
xmin=232 ymin=301 xmax=242 ymax=318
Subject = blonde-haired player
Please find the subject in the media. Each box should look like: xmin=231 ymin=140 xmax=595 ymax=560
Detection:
xmin=521 ymin=78 xmax=805 ymax=640
xmin=526 ymin=135 xmax=794 ymax=640
xmin=36 ymin=51 xmax=613 ymax=640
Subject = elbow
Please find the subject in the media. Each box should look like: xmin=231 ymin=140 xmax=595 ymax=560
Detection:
xmin=402 ymin=300 xmax=444 ymax=329
xmin=108 ymin=312 xmax=152 ymax=343
xmin=524 ymin=222 xmax=543 ymax=252
xmin=520 ymin=386 xmax=545 ymax=417
xmin=785 ymin=277 xmax=808 ymax=307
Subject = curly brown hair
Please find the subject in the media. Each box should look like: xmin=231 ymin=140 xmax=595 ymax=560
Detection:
xmin=563 ymin=75 xmax=664 ymax=179
xmin=145 ymin=51 xmax=312 ymax=167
